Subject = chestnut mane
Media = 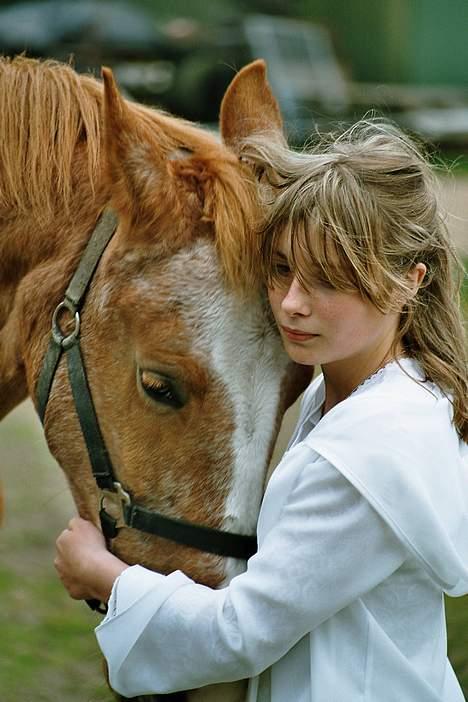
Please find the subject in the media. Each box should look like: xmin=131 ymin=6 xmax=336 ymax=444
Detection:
xmin=0 ymin=56 xmax=102 ymax=216
xmin=0 ymin=56 xmax=259 ymax=290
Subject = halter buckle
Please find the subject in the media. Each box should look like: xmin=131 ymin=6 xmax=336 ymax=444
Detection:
xmin=52 ymin=298 xmax=80 ymax=349
xmin=100 ymin=481 xmax=131 ymax=529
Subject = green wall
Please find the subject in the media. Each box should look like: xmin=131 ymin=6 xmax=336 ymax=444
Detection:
xmin=299 ymin=0 xmax=468 ymax=86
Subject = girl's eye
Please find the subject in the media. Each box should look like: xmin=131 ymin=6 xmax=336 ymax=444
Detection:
xmin=272 ymin=260 xmax=292 ymax=279
xmin=315 ymin=276 xmax=336 ymax=290
xmin=307 ymin=268 xmax=336 ymax=291
xmin=139 ymin=370 xmax=185 ymax=409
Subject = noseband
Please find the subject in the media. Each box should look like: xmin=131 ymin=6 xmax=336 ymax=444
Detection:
xmin=36 ymin=209 xmax=257 ymax=611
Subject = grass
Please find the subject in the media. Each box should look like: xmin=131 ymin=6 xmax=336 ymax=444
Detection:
xmin=0 ymin=404 xmax=114 ymax=702
xmin=0 ymin=568 xmax=112 ymax=701
xmin=446 ymin=596 xmax=468 ymax=686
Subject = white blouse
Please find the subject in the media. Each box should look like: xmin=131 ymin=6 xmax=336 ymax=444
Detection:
xmin=96 ymin=358 xmax=468 ymax=701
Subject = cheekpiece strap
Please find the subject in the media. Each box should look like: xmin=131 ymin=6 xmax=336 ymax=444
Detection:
xmin=36 ymin=338 xmax=63 ymax=424
xmin=35 ymin=209 xmax=119 ymax=426
xmin=66 ymin=343 xmax=116 ymax=490
xmin=65 ymin=209 xmax=119 ymax=309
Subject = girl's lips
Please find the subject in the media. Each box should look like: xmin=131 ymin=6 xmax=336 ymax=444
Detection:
xmin=281 ymin=326 xmax=318 ymax=341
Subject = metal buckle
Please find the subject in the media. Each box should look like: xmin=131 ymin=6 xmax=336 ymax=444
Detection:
xmin=100 ymin=481 xmax=131 ymax=529
xmin=52 ymin=298 xmax=80 ymax=349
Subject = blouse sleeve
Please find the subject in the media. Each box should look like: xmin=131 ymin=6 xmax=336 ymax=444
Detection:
xmin=95 ymin=454 xmax=408 ymax=697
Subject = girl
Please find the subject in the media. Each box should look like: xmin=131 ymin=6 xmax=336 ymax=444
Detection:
xmin=55 ymin=120 xmax=468 ymax=701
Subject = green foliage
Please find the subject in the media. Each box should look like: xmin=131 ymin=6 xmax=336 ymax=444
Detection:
xmin=436 ymin=152 xmax=468 ymax=176
xmin=134 ymin=0 xmax=305 ymax=23
xmin=134 ymin=0 xmax=241 ymax=24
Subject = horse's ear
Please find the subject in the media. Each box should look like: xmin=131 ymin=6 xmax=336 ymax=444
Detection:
xmin=220 ymin=60 xmax=284 ymax=151
xmin=102 ymin=67 xmax=136 ymax=177
xmin=101 ymin=67 xmax=166 ymax=219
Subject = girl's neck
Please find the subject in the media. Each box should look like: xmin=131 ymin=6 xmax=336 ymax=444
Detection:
xmin=321 ymin=343 xmax=403 ymax=415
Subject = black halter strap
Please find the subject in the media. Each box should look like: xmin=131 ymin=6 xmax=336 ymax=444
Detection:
xmin=36 ymin=209 xmax=257 ymax=610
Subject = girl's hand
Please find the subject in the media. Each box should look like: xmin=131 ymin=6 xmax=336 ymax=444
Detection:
xmin=55 ymin=517 xmax=128 ymax=603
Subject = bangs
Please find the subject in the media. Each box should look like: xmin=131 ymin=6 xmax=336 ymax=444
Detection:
xmin=256 ymin=134 xmax=408 ymax=311
xmin=262 ymin=212 xmax=362 ymax=294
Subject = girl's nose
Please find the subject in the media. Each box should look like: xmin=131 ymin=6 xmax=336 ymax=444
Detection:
xmin=281 ymin=277 xmax=311 ymax=316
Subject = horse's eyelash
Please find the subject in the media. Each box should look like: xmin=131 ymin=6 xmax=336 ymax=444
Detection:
xmin=140 ymin=372 xmax=170 ymax=391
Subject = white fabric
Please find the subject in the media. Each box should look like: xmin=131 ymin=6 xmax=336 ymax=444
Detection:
xmin=95 ymin=358 xmax=468 ymax=700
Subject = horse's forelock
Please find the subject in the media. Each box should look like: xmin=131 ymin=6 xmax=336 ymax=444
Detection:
xmin=203 ymin=156 xmax=260 ymax=294
xmin=167 ymin=151 xmax=261 ymax=294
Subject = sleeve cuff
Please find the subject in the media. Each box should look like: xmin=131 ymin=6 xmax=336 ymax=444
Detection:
xmin=95 ymin=567 xmax=193 ymax=677
xmin=105 ymin=564 xmax=167 ymax=619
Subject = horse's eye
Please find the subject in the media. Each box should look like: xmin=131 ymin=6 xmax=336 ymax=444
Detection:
xmin=139 ymin=370 xmax=185 ymax=409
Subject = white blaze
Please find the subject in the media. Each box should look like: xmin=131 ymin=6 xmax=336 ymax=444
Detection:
xmin=166 ymin=242 xmax=290 ymax=582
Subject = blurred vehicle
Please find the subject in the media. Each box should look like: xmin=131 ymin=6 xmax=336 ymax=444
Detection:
xmin=159 ymin=13 xmax=468 ymax=146
xmin=1 ymin=2 xmax=467 ymax=145
xmin=0 ymin=0 xmax=160 ymax=55
xmin=0 ymin=0 xmax=180 ymax=97
xmin=169 ymin=13 xmax=468 ymax=146
xmin=244 ymin=15 xmax=468 ymax=146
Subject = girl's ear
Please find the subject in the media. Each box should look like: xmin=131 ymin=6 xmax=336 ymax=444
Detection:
xmin=219 ymin=60 xmax=285 ymax=152
xmin=406 ymin=262 xmax=427 ymax=296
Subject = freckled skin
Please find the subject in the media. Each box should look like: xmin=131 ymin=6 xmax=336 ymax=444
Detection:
xmin=269 ymin=277 xmax=399 ymax=367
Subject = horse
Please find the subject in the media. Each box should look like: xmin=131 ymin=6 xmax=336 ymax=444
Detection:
xmin=0 ymin=55 xmax=310 ymax=701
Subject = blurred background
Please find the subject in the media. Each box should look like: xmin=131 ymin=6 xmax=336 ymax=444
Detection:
xmin=0 ymin=1 xmax=467 ymax=700
xmin=0 ymin=0 xmax=467 ymax=147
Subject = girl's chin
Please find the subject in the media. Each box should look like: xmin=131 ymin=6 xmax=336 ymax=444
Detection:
xmin=283 ymin=343 xmax=321 ymax=366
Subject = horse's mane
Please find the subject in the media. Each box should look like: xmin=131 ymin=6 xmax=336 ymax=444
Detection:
xmin=0 ymin=56 xmax=102 ymax=217
xmin=0 ymin=56 xmax=259 ymax=290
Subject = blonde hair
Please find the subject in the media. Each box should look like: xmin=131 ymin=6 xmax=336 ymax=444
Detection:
xmin=242 ymin=120 xmax=468 ymax=441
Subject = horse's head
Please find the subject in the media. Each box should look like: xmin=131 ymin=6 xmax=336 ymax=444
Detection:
xmin=31 ymin=61 xmax=310 ymax=588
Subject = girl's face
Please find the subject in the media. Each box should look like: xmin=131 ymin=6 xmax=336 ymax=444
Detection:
xmin=267 ymin=237 xmax=400 ymax=371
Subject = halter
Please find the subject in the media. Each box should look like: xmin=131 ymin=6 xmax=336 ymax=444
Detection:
xmin=36 ymin=209 xmax=257 ymax=612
